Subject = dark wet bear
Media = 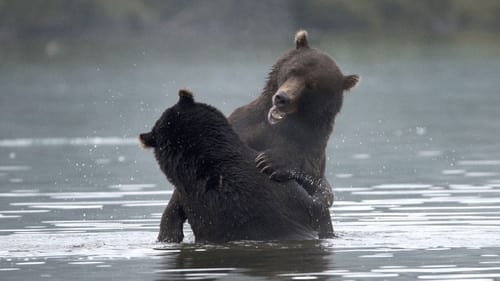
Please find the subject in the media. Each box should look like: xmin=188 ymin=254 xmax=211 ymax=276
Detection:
xmin=158 ymin=30 xmax=359 ymax=242
xmin=140 ymin=89 xmax=320 ymax=243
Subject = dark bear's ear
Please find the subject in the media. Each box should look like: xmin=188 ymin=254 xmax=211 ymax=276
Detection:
xmin=139 ymin=132 xmax=156 ymax=148
xmin=178 ymin=88 xmax=195 ymax=106
xmin=343 ymin=74 xmax=360 ymax=91
xmin=295 ymin=30 xmax=309 ymax=49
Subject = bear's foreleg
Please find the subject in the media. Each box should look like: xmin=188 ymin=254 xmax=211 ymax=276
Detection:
xmin=158 ymin=189 xmax=186 ymax=243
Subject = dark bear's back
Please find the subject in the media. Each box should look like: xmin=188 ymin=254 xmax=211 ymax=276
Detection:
xmin=182 ymin=173 xmax=317 ymax=243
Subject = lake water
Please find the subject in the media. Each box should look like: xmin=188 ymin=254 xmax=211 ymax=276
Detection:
xmin=1 ymin=36 xmax=500 ymax=280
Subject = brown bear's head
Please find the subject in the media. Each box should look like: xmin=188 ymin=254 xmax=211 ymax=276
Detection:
xmin=267 ymin=30 xmax=360 ymax=125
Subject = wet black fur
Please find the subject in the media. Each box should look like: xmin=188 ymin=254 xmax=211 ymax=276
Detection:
xmin=141 ymin=93 xmax=319 ymax=243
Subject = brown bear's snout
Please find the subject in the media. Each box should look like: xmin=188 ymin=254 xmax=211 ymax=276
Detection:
xmin=273 ymin=77 xmax=304 ymax=112
xmin=267 ymin=77 xmax=304 ymax=125
xmin=273 ymin=91 xmax=290 ymax=109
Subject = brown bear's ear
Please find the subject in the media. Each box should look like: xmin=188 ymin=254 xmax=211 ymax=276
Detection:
xmin=343 ymin=74 xmax=360 ymax=91
xmin=178 ymin=88 xmax=195 ymax=106
xmin=139 ymin=132 xmax=156 ymax=148
xmin=295 ymin=30 xmax=309 ymax=49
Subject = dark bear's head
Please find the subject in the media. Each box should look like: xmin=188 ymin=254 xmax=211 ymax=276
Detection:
xmin=266 ymin=30 xmax=360 ymax=125
xmin=139 ymin=88 xmax=239 ymax=153
xmin=139 ymin=89 xmax=243 ymax=189
xmin=139 ymin=89 xmax=196 ymax=151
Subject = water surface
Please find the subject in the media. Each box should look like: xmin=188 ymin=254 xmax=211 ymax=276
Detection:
xmin=1 ymin=38 xmax=500 ymax=280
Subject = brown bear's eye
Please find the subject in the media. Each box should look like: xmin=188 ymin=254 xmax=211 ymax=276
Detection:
xmin=305 ymin=82 xmax=315 ymax=90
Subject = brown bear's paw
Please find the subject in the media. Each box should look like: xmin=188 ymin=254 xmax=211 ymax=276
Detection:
xmin=269 ymin=169 xmax=295 ymax=182
xmin=255 ymin=151 xmax=294 ymax=182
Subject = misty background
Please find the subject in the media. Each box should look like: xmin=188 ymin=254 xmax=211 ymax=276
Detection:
xmin=1 ymin=0 xmax=499 ymax=186
xmin=2 ymin=0 xmax=500 ymax=39
xmin=2 ymin=0 xmax=499 ymax=137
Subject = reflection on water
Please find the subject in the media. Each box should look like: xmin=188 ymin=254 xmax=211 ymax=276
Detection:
xmin=1 ymin=39 xmax=500 ymax=280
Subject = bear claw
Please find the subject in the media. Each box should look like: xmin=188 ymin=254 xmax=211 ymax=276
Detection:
xmin=255 ymin=152 xmax=295 ymax=182
xmin=255 ymin=152 xmax=271 ymax=171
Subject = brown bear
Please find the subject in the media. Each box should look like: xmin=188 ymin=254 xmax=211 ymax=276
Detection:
xmin=140 ymin=90 xmax=320 ymax=243
xmin=157 ymin=30 xmax=359 ymax=242
xmin=228 ymin=30 xmax=359 ymax=237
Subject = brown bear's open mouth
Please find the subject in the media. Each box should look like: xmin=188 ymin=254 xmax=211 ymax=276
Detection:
xmin=267 ymin=105 xmax=287 ymax=125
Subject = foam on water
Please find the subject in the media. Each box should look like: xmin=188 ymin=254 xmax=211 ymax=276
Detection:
xmin=0 ymin=166 xmax=31 ymax=172
xmin=0 ymin=137 xmax=138 ymax=147
xmin=458 ymin=160 xmax=500 ymax=166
